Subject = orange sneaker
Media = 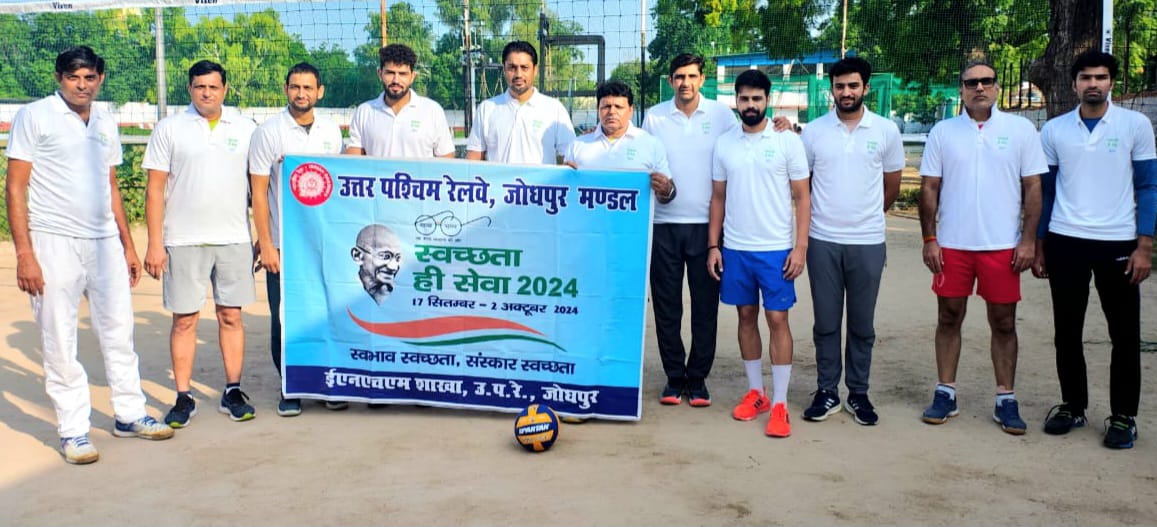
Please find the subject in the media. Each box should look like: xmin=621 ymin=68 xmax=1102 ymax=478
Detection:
xmin=765 ymin=402 xmax=791 ymax=437
xmin=731 ymin=389 xmax=771 ymax=421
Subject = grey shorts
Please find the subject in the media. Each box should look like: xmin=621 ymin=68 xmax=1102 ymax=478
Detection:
xmin=163 ymin=243 xmax=256 ymax=314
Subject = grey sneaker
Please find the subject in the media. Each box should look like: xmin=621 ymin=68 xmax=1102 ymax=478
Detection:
xmin=113 ymin=415 xmax=174 ymax=440
xmin=60 ymin=434 xmax=99 ymax=465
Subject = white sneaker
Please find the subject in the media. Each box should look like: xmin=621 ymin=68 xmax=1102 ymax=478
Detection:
xmin=60 ymin=434 xmax=99 ymax=465
xmin=113 ymin=415 xmax=175 ymax=440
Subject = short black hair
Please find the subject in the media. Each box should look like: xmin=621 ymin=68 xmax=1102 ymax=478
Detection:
xmin=596 ymin=80 xmax=633 ymax=107
xmin=55 ymin=46 xmax=105 ymax=75
xmin=960 ymin=60 xmax=996 ymax=83
xmin=734 ymin=69 xmax=771 ymax=95
xmin=502 ymin=41 xmax=538 ymax=65
xmin=669 ymin=53 xmax=704 ymax=76
xmin=379 ymin=43 xmax=417 ymax=70
xmin=1071 ymin=50 xmax=1119 ymax=80
xmin=286 ymin=62 xmax=322 ymax=85
xmin=188 ymin=60 xmax=227 ymax=85
xmin=829 ymin=57 xmax=871 ymax=86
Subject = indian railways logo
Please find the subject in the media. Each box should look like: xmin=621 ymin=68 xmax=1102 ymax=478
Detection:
xmin=289 ymin=162 xmax=334 ymax=206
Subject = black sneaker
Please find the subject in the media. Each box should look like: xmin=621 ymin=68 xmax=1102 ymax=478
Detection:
xmin=218 ymin=388 xmax=256 ymax=422
xmin=1043 ymin=404 xmax=1086 ymax=435
xmin=164 ymin=393 xmax=197 ymax=428
xmin=844 ymin=393 xmax=879 ymax=426
xmin=1103 ymin=415 xmax=1138 ymax=449
xmin=687 ymin=382 xmax=711 ymax=408
xmin=658 ymin=384 xmax=685 ymax=405
xmin=803 ymin=389 xmax=841 ymax=422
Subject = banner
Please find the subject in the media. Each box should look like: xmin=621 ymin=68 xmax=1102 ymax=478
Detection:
xmin=280 ymin=156 xmax=653 ymax=421
xmin=0 ymin=0 xmax=322 ymax=14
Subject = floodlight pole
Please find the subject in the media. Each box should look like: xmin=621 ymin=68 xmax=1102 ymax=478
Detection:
xmin=155 ymin=8 xmax=166 ymax=120
xmin=381 ymin=0 xmax=388 ymax=46
xmin=840 ymin=0 xmax=848 ymax=58
xmin=1102 ymin=0 xmax=1113 ymax=52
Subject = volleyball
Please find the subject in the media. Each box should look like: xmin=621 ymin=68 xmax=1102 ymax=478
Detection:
xmin=514 ymin=404 xmax=560 ymax=452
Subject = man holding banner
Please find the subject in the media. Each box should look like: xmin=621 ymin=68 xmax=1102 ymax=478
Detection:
xmin=249 ymin=62 xmax=343 ymax=417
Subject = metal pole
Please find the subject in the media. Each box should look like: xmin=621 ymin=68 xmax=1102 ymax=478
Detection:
xmin=155 ymin=8 xmax=166 ymax=120
xmin=464 ymin=0 xmax=476 ymax=131
xmin=840 ymin=0 xmax=848 ymax=58
xmin=639 ymin=0 xmax=646 ymax=122
xmin=381 ymin=0 xmax=388 ymax=46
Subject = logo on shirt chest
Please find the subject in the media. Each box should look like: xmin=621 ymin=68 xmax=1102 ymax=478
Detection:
xmin=995 ymin=136 xmax=1010 ymax=149
xmin=226 ymin=137 xmax=240 ymax=150
xmin=865 ymin=140 xmax=878 ymax=154
xmin=763 ymin=148 xmax=777 ymax=160
xmin=701 ymin=122 xmax=711 ymax=134
xmin=1105 ymin=137 xmax=1120 ymax=152
xmin=410 ymin=119 xmax=422 ymax=132
xmin=95 ymin=131 xmax=110 ymax=146
xmin=532 ymin=119 xmax=545 ymax=131
xmin=624 ymin=146 xmax=638 ymax=161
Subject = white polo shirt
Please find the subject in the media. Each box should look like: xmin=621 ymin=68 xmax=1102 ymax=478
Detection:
xmin=920 ymin=108 xmax=1047 ymax=250
xmin=142 ymin=105 xmax=257 ymax=247
xmin=1041 ymin=103 xmax=1157 ymax=241
xmin=347 ymin=92 xmax=455 ymax=158
xmin=564 ymin=123 xmax=669 ymax=175
xmin=643 ymin=97 xmax=739 ymax=224
xmin=6 ymin=93 xmax=123 ymax=239
xmin=249 ymin=108 xmax=343 ymax=248
xmin=712 ymin=126 xmax=810 ymax=251
xmin=466 ymin=89 xmax=576 ymax=164
xmin=802 ymin=108 xmax=905 ymax=244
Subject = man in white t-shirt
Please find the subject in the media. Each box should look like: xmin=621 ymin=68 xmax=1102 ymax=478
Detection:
xmin=918 ymin=61 xmax=1046 ymax=435
xmin=797 ymin=57 xmax=904 ymax=427
xmin=707 ymin=69 xmax=811 ymax=438
xmin=642 ymin=54 xmax=739 ymax=408
xmin=6 ymin=46 xmax=173 ymax=465
xmin=1035 ymin=50 xmax=1156 ymax=449
xmin=249 ymin=62 xmax=343 ymax=417
xmin=465 ymin=41 xmax=576 ymax=164
xmin=345 ymin=43 xmax=455 ymax=159
xmin=143 ymin=60 xmax=258 ymax=428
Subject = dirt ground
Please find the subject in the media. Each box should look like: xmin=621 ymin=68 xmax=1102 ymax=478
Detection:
xmin=1 ymin=216 xmax=1155 ymax=526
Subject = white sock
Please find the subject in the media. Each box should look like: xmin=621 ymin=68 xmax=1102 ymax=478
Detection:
xmin=771 ymin=364 xmax=792 ymax=404
xmin=995 ymin=391 xmax=1015 ymax=405
xmin=744 ymin=360 xmax=763 ymax=392
xmin=936 ymin=383 xmax=956 ymax=400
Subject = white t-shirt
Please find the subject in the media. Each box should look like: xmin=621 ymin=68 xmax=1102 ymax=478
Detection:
xmin=712 ymin=126 xmax=811 ymax=251
xmin=347 ymin=92 xmax=455 ymax=158
xmin=920 ymin=108 xmax=1047 ymax=250
xmin=248 ymin=108 xmax=344 ymax=248
xmin=564 ymin=123 xmax=669 ymax=175
xmin=142 ymin=105 xmax=257 ymax=246
xmin=466 ymin=89 xmax=576 ymax=164
xmin=1041 ymin=103 xmax=1157 ymax=241
xmin=802 ymin=108 xmax=905 ymax=245
xmin=6 ymin=93 xmax=123 ymax=239
xmin=643 ymin=97 xmax=739 ymax=224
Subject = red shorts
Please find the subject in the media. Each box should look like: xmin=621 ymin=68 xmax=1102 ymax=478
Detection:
xmin=931 ymin=248 xmax=1020 ymax=303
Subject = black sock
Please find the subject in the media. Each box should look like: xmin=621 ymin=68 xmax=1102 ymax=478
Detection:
xmin=225 ymin=383 xmax=240 ymax=394
xmin=177 ymin=390 xmax=192 ymax=401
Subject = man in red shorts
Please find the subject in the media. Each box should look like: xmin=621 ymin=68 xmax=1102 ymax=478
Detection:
xmin=917 ymin=60 xmax=1046 ymax=435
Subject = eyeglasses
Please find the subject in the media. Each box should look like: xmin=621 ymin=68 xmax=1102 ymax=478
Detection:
xmin=962 ymin=77 xmax=996 ymax=89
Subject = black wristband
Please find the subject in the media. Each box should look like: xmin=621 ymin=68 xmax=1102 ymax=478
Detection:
xmin=708 ymin=245 xmax=720 ymax=251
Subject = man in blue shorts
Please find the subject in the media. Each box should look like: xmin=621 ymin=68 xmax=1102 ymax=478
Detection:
xmin=707 ymin=69 xmax=811 ymax=438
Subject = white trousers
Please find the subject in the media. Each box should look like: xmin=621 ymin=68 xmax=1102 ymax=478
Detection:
xmin=30 ymin=232 xmax=146 ymax=437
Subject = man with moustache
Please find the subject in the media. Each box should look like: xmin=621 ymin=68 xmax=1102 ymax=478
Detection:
xmin=466 ymin=40 xmax=576 ymax=164
xmin=249 ymin=62 xmax=343 ymax=416
xmin=918 ymin=60 xmax=1045 ymax=435
xmin=346 ymin=43 xmax=455 ymax=159
xmin=1035 ymin=50 xmax=1156 ymax=449
xmin=351 ymin=224 xmax=404 ymax=305
xmin=708 ymin=69 xmax=811 ymax=438
xmin=642 ymin=53 xmax=739 ymax=407
xmin=798 ymin=57 xmax=905 ymax=426
xmin=6 ymin=46 xmax=173 ymax=465
xmin=144 ymin=60 xmax=259 ymax=427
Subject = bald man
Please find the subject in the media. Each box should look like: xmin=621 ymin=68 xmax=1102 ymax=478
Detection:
xmin=352 ymin=224 xmax=403 ymax=305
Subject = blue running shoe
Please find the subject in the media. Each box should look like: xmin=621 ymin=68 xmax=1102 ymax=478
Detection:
xmin=277 ymin=397 xmax=303 ymax=417
xmin=164 ymin=394 xmax=197 ymax=428
xmin=993 ymin=399 xmax=1027 ymax=435
xmin=922 ymin=389 xmax=959 ymax=424
xmin=219 ymin=388 xmax=256 ymax=422
xmin=1103 ymin=415 xmax=1138 ymax=449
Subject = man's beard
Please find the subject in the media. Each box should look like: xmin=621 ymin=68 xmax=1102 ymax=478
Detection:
xmin=740 ymin=110 xmax=765 ymax=127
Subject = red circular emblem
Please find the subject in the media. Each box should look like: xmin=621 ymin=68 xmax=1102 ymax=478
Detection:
xmin=289 ymin=162 xmax=333 ymax=207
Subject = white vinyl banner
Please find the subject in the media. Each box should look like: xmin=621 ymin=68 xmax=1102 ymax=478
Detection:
xmin=0 ymin=0 xmax=319 ymax=14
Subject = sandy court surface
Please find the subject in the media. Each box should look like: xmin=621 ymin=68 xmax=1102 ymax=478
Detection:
xmin=1 ymin=216 xmax=1155 ymax=526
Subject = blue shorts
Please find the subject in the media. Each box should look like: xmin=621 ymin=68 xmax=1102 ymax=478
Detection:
xmin=719 ymin=247 xmax=796 ymax=311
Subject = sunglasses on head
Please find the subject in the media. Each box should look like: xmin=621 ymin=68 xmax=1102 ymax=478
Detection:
xmin=962 ymin=77 xmax=996 ymax=88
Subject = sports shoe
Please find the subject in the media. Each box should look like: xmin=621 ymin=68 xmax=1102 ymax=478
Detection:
xmin=325 ymin=401 xmax=350 ymax=411
xmin=1103 ymin=415 xmax=1138 ymax=449
xmin=922 ymin=389 xmax=959 ymax=424
xmin=112 ymin=415 xmax=174 ymax=440
xmin=802 ymin=389 xmax=841 ymax=422
xmin=659 ymin=384 xmax=684 ymax=405
xmin=993 ymin=398 xmax=1027 ymax=435
xmin=844 ymin=393 xmax=879 ymax=426
xmin=218 ymin=388 xmax=256 ymax=422
xmin=277 ymin=397 xmax=303 ymax=417
xmin=765 ymin=402 xmax=791 ymax=437
xmin=164 ymin=393 xmax=197 ymax=428
xmin=1043 ymin=403 xmax=1086 ymax=435
xmin=732 ymin=389 xmax=771 ymax=421
xmin=687 ymin=382 xmax=711 ymax=408
xmin=60 ymin=434 xmax=99 ymax=465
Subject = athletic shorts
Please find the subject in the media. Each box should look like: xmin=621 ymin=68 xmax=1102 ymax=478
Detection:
xmin=719 ymin=247 xmax=796 ymax=311
xmin=163 ymin=243 xmax=256 ymax=314
xmin=932 ymin=247 xmax=1020 ymax=303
